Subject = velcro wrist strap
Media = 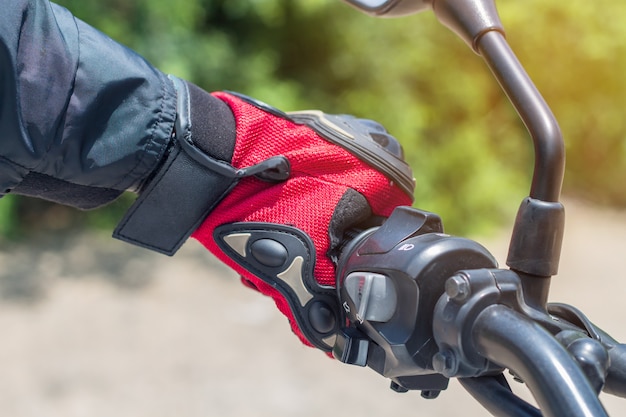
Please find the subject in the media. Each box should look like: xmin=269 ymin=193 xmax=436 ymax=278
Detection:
xmin=114 ymin=77 xmax=290 ymax=256
xmin=113 ymin=139 xmax=239 ymax=255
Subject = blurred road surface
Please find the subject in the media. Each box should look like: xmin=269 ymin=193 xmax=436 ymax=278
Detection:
xmin=0 ymin=199 xmax=624 ymax=417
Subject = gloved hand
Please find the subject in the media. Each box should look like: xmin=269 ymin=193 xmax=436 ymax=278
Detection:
xmin=192 ymin=92 xmax=414 ymax=352
xmin=113 ymin=79 xmax=414 ymax=353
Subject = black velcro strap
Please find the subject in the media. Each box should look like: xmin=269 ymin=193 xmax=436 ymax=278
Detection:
xmin=113 ymin=80 xmax=291 ymax=256
xmin=113 ymin=141 xmax=238 ymax=255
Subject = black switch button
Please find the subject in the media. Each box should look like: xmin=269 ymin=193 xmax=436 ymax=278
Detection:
xmin=250 ymin=238 xmax=289 ymax=267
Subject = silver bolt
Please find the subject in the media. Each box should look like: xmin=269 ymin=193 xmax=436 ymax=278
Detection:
xmin=432 ymin=350 xmax=458 ymax=377
xmin=445 ymin=274 xmax=471 ymax=302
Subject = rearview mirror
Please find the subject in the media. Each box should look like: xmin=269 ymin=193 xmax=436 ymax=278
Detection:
xmin=342 ymin=0 xmax=430 ymax=16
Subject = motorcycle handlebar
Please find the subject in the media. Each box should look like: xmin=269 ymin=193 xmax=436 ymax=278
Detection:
xmin=336 ymin=207 xmax=626 ymax=415
xmin=459 ymin=375 xmax=541 ymax=417
xmin=471 ymin=305 xmax=608 ymax=417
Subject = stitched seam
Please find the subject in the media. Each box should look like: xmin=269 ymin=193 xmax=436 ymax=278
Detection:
xmin=0 ymin=154 xmax=29 ymax=171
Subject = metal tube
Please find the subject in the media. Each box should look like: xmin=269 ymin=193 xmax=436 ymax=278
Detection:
xmin=459 ymin=375 xmax=541 ymax=417
xmin=476 ymin=31 xmax=565 ymax=202
xmin=472 ymin=305 xmax=608 ymax=417
xmin=475 ymin=30 xmax=566 ymax=304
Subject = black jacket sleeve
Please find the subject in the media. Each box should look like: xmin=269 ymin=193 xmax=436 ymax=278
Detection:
xmin=1 ymin=0 xmax=241 ymax=254
xmin=0 ymin=0 xmax=178 ymax=208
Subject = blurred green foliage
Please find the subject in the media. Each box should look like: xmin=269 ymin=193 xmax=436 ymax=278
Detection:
xmin=2 ymin=0 xmax=626 ymax=238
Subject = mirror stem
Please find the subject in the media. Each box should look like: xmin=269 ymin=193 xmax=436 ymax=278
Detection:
xmin=433 ymin=0 xmax=566 ymax=307
xmin=476 ymin=31 xmax=565 ymax=202
xmin=477 ymin=30 xmax=565 ymax=310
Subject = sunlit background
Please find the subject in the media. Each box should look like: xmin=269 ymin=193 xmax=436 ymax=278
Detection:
xmin=2 ymin=0 xmax=626 ymax=236
xmin=1 ymin=1 xmax=626 ymax=416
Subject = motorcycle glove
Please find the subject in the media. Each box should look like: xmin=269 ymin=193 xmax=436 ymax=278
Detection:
xmin=114 ymin=78 xmax=414 ymax=352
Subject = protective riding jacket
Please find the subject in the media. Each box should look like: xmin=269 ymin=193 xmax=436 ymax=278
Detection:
xmin=0 ymin=0 xmax=234 ymax=211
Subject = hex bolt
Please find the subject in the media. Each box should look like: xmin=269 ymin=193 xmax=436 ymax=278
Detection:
xmin=432 ymin=350 xmax=459 ymax=377
xmin=445 ymin=274 xmax=471 ymax=302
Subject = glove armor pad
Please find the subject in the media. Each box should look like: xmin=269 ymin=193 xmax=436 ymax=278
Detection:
xmin=214 ymin=222 xmax=340 ymax=351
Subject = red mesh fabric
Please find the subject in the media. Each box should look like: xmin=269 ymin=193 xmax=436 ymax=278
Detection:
xmin=193 ymin=92 xmax=412 ymax=346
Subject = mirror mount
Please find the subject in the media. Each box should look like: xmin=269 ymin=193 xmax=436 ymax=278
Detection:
xmin=431 ymin=0 xmax=504 ymax=52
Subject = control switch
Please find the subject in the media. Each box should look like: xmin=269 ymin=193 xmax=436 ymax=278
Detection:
xmin=344 ymin=272 xmax=397 ymax=323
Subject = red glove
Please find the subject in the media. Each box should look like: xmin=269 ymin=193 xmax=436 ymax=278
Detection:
xmin=192 ymin=92 xmax=414 ymax=352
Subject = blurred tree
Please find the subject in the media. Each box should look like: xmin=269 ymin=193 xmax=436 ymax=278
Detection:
xmin=1 ymin=0 xmax=625 ymax=239
xmin=502 ymin=0 xmax=626 ymax=207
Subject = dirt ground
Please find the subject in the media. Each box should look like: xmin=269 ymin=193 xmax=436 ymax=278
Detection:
xmin=0 ymin=198 xmax=625 ymax=417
